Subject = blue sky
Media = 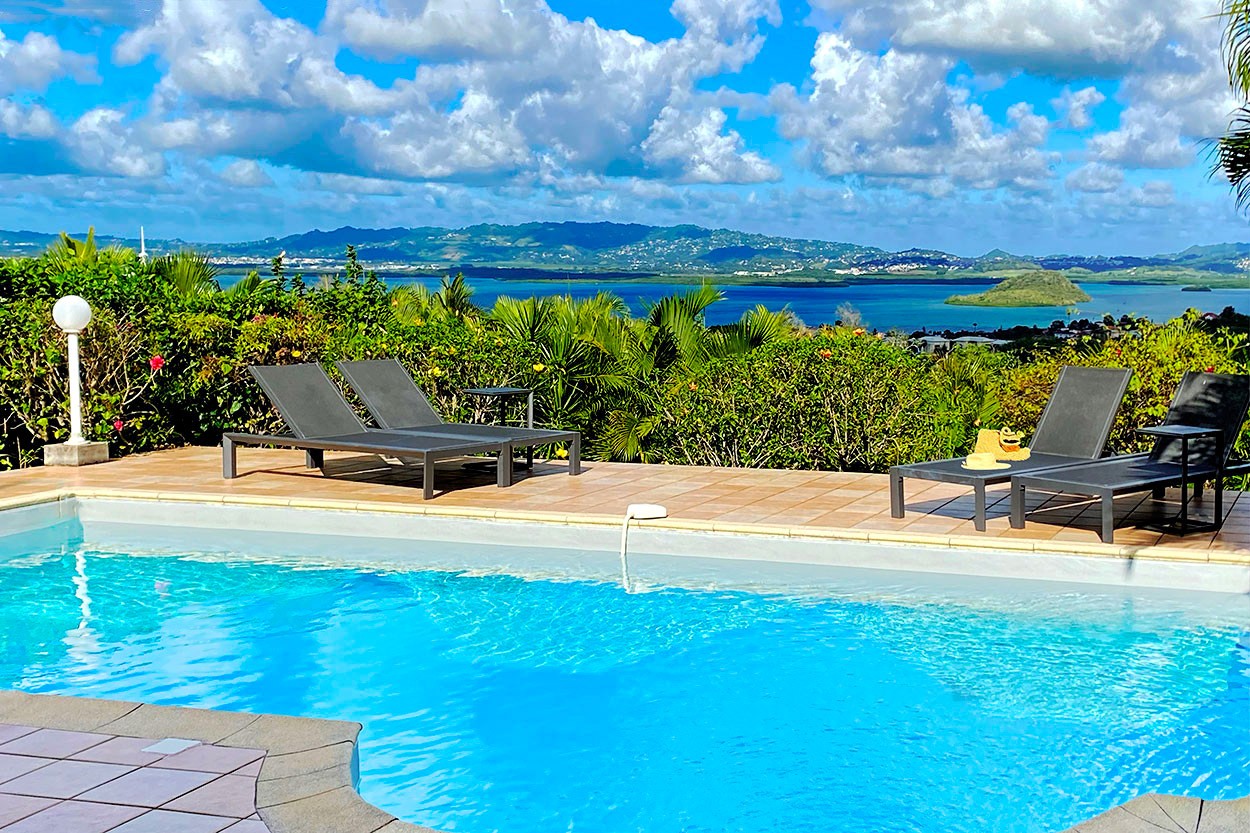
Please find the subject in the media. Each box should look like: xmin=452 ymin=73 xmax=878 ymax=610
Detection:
xmin=0 ymin=0 xmax=1245 ymax=255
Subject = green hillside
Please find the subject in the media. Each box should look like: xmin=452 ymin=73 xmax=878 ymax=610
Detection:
xmin=945 ymin=271 xmax=1092 ymax=307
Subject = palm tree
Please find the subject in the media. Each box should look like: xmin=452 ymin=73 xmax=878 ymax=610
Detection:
xmin=391 ymin=273 xmax=480 ymax=325
xmin=1215 ymin=1 xmax=1250 ymax=208
xmin=153 ymin=250 xmax=220 ymax=297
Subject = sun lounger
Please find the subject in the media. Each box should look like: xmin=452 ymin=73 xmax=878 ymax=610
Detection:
xmin=224 ymin=364 xmax=515 ymax=499
xmin=1010 ymin=371 xmax=1250 ymax=543
xmin=336 ymin=358 xmax=581 ymax=474
xmin=889 ymin=366 xmax=1132 ymax=531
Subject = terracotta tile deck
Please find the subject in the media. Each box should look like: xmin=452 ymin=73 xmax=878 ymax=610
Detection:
xmin=0 ymin=445 xmax=1246 ymax=557
xmin=0 ymin=725 xmax=266 ymax=832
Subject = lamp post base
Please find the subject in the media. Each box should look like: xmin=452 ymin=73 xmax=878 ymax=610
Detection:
xmin=43 ymin=442 xmax=109 ymax=467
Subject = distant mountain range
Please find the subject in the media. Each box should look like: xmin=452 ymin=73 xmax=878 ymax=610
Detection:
xmin=3 ymin=222 xmax=1250 ymax=284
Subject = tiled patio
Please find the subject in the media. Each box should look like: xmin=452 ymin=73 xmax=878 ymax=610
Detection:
xmin=0 ymin=445 xmax=1246 ymax=559
xmin=0 ymin=725 xmax=265 ymax=832
xmin=0 ymin=693 xmax=431 ymax=833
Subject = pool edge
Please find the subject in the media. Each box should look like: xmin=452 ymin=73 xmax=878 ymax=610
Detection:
xmin=5 ymin=486 xmax=1245 ymax=570
xmin=0 ymin=690 xmax=439 ymax=833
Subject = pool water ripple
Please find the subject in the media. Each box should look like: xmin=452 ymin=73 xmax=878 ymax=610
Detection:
xmin=0 ymin=540 xmax=1246 ymax=833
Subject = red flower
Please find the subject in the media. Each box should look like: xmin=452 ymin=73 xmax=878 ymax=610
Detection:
xmin=113 ymin=419 xmax=124 ymax=432
xmin=1204 ymin=366 xmax=1215 ymax=373
xmin=149 ymin=355 xmax=166 ymax=371
xmin=818 ymin=349 xmax=833 ymax=359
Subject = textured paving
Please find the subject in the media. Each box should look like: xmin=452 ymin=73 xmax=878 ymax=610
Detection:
xmin=0 ymin=446 xmax=1246 ymax=558
xmin=0 ymin=693 xmax=436 ymax=833
xmin=0 ymin=724 xmax=265 ymax=832
xmin=1061 ymin=792 xmax=1248 ymax=832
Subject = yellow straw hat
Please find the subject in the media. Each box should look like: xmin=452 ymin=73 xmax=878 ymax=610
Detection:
xmin=961 ymin=451 xmax=1011 ymax=471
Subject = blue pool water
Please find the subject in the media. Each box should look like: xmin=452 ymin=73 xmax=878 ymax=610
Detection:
xmin=0 ymin=523 xmax=1247 ymax=833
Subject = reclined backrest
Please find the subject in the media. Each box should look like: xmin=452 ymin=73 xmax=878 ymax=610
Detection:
xmin=1152 ymin=371 xmax=1250 ymax=466
xmin=337 ymin=359 xmax=444 ymax=430
xmin=1030 ymin=366 xmax=1133 ymax=458
xmin=249 ymin=364 xmax=366 ymax=439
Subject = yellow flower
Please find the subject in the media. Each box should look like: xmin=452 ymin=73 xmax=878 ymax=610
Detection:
xmin=533 ymin=363 xmax=546 ymax=372
xmin=291 ymin=349 xmax=302 ymax=358
xmin=429 ymin=366 xmax=443 ymax=377
xmin=555 ymin=447 xmax=569 ymax=459
xmin=447 ymin=346 xmax=457 ymax=355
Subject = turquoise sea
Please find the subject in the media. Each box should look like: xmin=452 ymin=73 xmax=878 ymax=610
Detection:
xmin=381 ymin=275 xmax=1250 ymax=330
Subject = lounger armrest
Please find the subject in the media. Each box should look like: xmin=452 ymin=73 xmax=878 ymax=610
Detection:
xmin=1225 ymin=459 xmax=1250 ymax=476
xmin=1136 ymin=424 xmax=1222 ymax=440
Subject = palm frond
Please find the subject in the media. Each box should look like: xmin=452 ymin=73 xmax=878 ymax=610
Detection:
xmin=1223 ymin=1 xmax=1250 ymax=99
xmin=1213 ymin=110 xmax=1250 ymax=210
xmin=222 ymin=270 xmax=279 ymax=301
xmin=155 ymin=250 xmax=220 ymax=297
xmin=391 ymin=285 xmax=436 ymax=326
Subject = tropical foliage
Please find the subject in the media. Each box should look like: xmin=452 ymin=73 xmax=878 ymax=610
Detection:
xmin=1215 ymin=0 xmax=1250 ymax=208
xmin=0 ymin=241 xmax=1246 ymax=472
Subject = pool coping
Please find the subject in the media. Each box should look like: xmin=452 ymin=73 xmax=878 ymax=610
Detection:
xmin=0 ymin=486 xmax=1245 ymax=567
xmin=1061 ymin=791 xmax=1248 ymax=832
xmin=0 ymin=690 xmax=437 ymax=833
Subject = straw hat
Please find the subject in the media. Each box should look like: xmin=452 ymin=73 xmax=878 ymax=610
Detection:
xmin=961 ymin=451 xmax=1011 ymax=471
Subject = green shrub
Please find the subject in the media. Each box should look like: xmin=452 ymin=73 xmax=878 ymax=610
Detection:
xmin=997 ymin=314 xmax=1249 ymax=459
xmin=0 ymin=248 xmax=1246 ymax=477
xmin=649 ymin=331 xmax=943 ymax=470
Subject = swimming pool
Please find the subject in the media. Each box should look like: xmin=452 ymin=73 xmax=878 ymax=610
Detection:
xmin=1 ymin=514 xmax=1247 ymax=833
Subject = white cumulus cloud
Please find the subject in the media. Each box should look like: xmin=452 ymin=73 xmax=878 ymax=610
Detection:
xmin=771 ymin=34 xmax=1053 ymax=193
xmin=219 ymin=158 xmax=273 ymax=187
xmin=0 ymin=28 xmax=97 ymax=95
xmin=642 ymin=102 xmax=779 ymax=183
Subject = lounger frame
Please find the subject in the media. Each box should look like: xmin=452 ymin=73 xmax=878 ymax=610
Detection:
xmin=1008 ymin=371 xmax=1250 ymax=543
xmin=889 ymin=367 xmax=1132 ymax=531
xmin=223 ymin=431 xmax=512 ymax=500
xmin=224 ymin=364 xmax=524 ymax=499
xmin=336 ymin=358 xmax=582 ymax=473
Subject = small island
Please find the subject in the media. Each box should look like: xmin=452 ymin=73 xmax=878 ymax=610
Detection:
xmin=945 ymin=270 xmax=1092 ymax=307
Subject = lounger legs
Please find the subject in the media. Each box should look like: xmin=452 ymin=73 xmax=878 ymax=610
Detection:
xmin=889 ymin=470 xmax=905 ymax=519
xmin=305 ymin=449 xmax=324 ymax=470
xmin=423 ymin=458 xmax=434 ymax=501
xmin=1100 ymin=493 xmax=1116 ymax=544
xmin=1010 ymin=481 xmax=1026 ymax=529
xmin=973 ymin=483 xmax=987 ymax=532
xmin=497 ymin=445 xmax=513 ymax=488
xmin=569 ymin=435 xmax=581 ymax=475
xmin=222 ymin=436 xmax=237 ymax=479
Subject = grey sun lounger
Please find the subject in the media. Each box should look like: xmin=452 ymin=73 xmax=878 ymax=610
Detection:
xmin=336 ymin=358 xmax=581 ymax=474
xmin=889 ymin=366 xmax=1132 ymax=531
xmin=1010 ymin=371 xmax=1250 ymax=543
xmin=224 ymin=364 xmax=515 ymax=500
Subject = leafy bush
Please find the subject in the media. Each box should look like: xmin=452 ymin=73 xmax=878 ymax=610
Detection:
xmin=0 ymin=244 xmax=1246 ymax=476
xmin=997 ymin=313 xmax=1249 ymax=459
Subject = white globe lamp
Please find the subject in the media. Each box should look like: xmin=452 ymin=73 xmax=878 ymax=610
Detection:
xmin=52 ymin=295 xmax=92 ymax=445
xmin=53 ymin=295 xmax=92 ymax=334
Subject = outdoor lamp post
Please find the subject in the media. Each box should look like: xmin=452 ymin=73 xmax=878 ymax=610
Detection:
xmin=45 ymin=295 xmax=109 ymax=466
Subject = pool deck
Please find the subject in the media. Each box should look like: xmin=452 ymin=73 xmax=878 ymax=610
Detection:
xmin=1062 ymin=793 xmax=1248 ymax=832
xmin=0 ymin=449 xmax=1247 ymax=830
xmin=0 ymin=691 xmax=433 ymax=833
xmin=0 ymin=445 xmax=1246 ymax=564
